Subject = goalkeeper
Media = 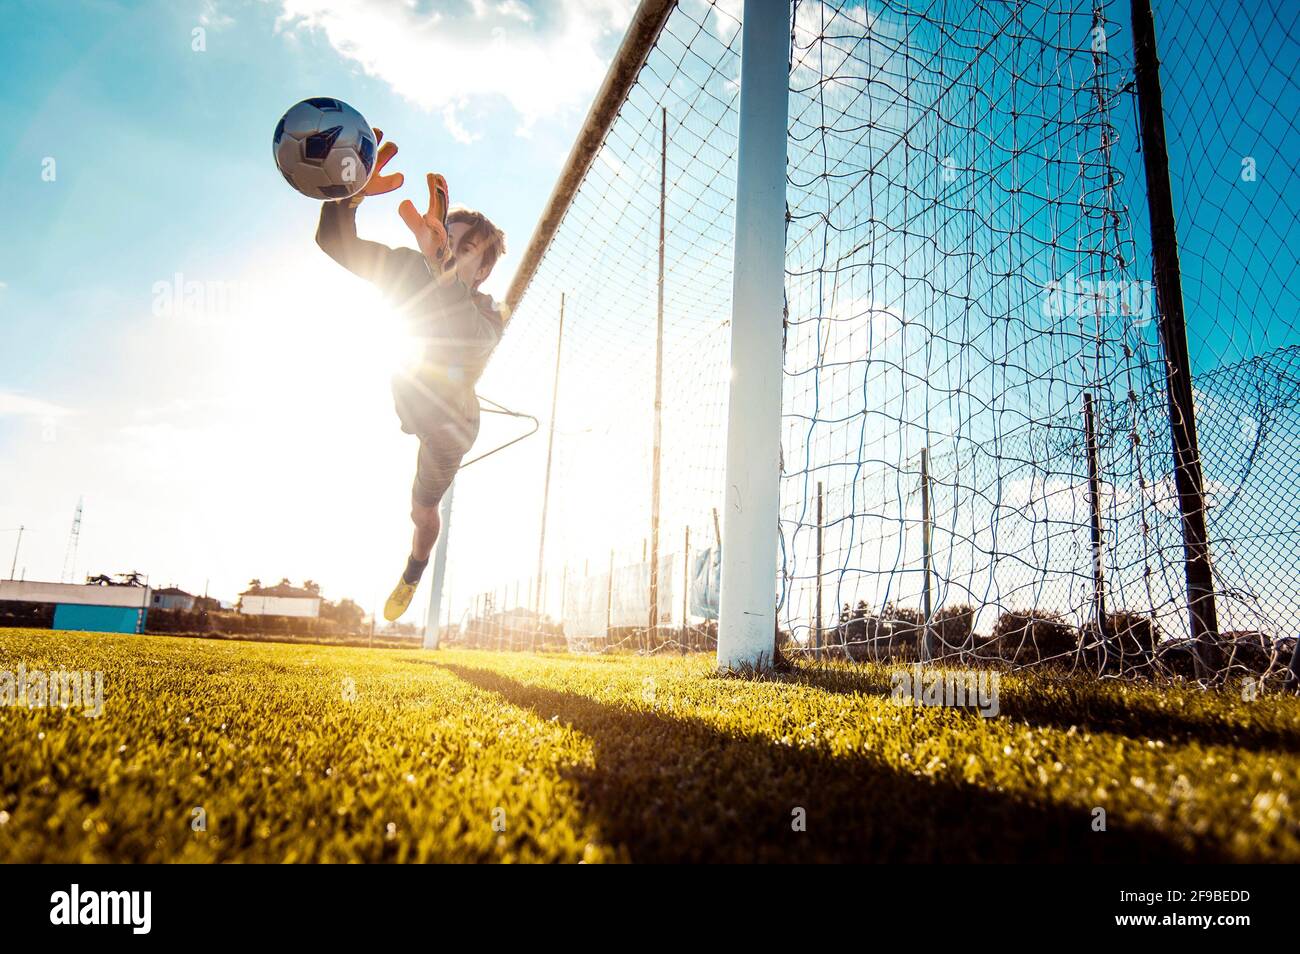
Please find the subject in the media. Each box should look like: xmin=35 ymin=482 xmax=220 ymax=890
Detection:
xmin=316 ymin=129 xmax=508 ymax=621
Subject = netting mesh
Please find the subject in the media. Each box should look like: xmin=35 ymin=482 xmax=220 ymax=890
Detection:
xmin=1118 ymin=0 xmax=1300 ymax=652
xmin=448 ymin=0 xmax=741 ymax=652
xmin=446 ymin=0 xmax=1299 ymax=686
xmin=786 ymin=0 xmax=1138 ymax=645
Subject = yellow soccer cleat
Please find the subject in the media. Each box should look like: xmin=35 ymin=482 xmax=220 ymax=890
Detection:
xmin=384 ymin=577 xmax=418 ymax=621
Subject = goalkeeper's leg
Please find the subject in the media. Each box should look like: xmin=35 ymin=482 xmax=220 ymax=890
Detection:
xmin=384 ymin=437 xmax=465 ymax=621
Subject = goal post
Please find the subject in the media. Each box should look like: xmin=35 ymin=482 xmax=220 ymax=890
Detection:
xmin=716 ymin=0 xmax=792 ymax=671
xmin=423 ymin=479 xmax=455 ymax=649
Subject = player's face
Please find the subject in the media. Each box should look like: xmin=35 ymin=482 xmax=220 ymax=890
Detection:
xmin=442 ymin=221 xmax=492 ymax=289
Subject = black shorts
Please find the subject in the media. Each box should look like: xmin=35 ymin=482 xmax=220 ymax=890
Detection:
xmin=392 ymin=374 xmax=480 ymax=508
xmin=413 ymin=431 xmax=470 ymax=509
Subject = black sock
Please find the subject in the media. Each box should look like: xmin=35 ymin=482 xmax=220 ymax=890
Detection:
xmin=403 ymin=554 xmax=429 ymax=585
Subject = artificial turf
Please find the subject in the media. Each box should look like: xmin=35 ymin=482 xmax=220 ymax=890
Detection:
xmin=0 ymin=627 xmax=1296 ymax=862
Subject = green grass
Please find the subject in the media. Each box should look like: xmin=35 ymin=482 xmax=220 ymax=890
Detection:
xmin=0 ymin=627 xmax=1297 ymax=862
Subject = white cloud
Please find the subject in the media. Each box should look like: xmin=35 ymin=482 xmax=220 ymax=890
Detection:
xmin=200 ymin=0 xmax=235 ymax=28
xmin=709 ymin=0 xmax=742 ymax=33
xmin=0 ymin=392 xmax=72 ymax=419
xmin=273 ymin=0 xmax=636 ymax=138
xmin=441 ymin=101 xmax=480 ymax=146
xmin=496 ymin=0 xmax=534 ymax=23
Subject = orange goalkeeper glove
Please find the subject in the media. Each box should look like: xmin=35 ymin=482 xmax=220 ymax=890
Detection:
xmin=398 ymin=172 xmax=452 ymax=269
xmin=342 ymin=127 xmax=405 ymax=207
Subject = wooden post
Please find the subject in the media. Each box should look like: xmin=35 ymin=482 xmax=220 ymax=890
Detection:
xmin=1131 ymin=0 xmax=1220 ymax=678
xmin=511 ymin=579 xmax=520 ymax=652
xmin=606 ymin=549 xmax=615 ymax=647
xmin=649 ymin=107 xmax=667 ymax=647
xmin=536 ymin=294 xmax=566 ymax=628
xmin=682 ymin=525 xmax=690 ymax=650
xmin=528 ymin=575 xmax=537 ymax=652
xmin=1084 ymin=392 xmax=1113 ymax=670
xmin=815 ymin=481 xmax=824 ymax=659
xmin=559 ymin=562 xmax=568 ymax=649
xmin=920 ymin=449 xmax=933 ymax=661
xmin=711 ymin=506 xmax=723 ymax=654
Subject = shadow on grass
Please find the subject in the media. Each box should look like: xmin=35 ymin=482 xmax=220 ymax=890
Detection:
xmin=771 ymin=662 xmax=1300 ymax=755
xmin=432 ymin=661 xmax=1226 ymax=863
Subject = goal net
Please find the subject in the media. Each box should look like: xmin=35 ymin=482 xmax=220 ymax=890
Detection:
xmin=445 ymin=0 xmax=1299 ymax=686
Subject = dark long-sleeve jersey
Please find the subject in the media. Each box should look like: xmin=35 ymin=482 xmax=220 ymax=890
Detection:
xmin=315 ymin=198 xmax=505 ymax=443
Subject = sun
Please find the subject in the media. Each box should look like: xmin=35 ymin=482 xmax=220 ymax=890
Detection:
xmin=221 ymin=252 xmax=425 ymax=432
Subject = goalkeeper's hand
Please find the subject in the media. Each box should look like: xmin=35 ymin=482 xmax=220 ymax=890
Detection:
xmin=342 ymin=127 xmax=404 ymax=207
xmin=398 ymin=172 xmax=452 ymax=272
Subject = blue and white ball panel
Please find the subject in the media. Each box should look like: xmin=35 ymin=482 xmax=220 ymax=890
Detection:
xmin=272 ymin=98 xmax=378 ymax=200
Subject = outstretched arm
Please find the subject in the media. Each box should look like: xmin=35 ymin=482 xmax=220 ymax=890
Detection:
xmin=316 ymin=199 xmax=425 ymax=288
xmin=315 ymin=128 xmax=426 ymax=290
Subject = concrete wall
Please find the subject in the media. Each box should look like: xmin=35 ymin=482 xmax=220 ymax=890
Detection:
xmin=0 ymin=580 xmax=151 ymax=608
xmin=239 ymin=596 xmax=320 ymax=618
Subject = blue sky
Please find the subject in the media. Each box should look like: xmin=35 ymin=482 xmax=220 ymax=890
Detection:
xmin=1118 ymin=0 xmax=1300 ymax=369
xmin=0 ymin=0 xmax=634 ymax=609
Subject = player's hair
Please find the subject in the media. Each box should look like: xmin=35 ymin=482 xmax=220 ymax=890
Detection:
xmin=448 ymin=206 xmax=507 ymax=275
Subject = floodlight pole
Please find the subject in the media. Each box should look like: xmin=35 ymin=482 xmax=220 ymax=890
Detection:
xmin=423 ymin=480 xmax=455 ymax=649
xmin=717 ymin=0 xmax=791 ymax=671
xmin=8 ymin=525 xmax=23 ymax=580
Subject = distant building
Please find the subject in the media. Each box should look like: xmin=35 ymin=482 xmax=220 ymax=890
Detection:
xmin=239 ymin=583 xmax=321 ymax=618
xmin=0 ymin=579 xmax=149 ymax=634
xmin=151 ymin=586 xmax=196 ymax=612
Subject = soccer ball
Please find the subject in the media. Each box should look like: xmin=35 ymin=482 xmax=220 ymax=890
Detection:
xmin=273 ymin=97 xmax=377 ymax=200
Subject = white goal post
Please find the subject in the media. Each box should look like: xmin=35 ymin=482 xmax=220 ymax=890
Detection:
xmin=716 ymin=0 xmax=792 ymax=670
